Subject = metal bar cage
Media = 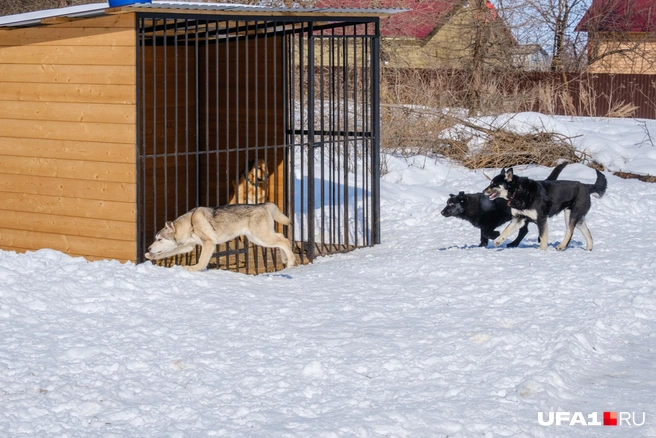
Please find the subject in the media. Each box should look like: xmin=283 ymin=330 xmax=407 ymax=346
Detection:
xmin=136 ymin=13 xmax=381 ymax=274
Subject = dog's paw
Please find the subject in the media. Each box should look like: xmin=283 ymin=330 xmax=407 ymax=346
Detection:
xmin=555 ymin=244 xmax=567 ymax=251
xmin=493 ymin=238 xmax=503 ymax=247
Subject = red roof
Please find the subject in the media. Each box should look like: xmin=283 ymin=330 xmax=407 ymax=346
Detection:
xmin=576 ymin=0 xmax=656 ymax=33
xmin=316 ymin=0 xmax=499 ymax=39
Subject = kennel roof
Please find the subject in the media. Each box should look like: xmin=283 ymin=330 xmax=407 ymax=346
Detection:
xmin=0 ymin=1 xmax=403 ymax=28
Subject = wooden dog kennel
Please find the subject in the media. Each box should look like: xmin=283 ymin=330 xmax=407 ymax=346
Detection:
xmin=0 ymin=1 xmax=389 ymax=273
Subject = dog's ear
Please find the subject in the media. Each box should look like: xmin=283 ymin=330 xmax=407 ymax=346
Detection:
xmin=165 ymin=221 xmax=175 ymax=232
xmin=247 ymin=159 xmax=255 ymax=170
xmin=458 ymin=191 xmax=465 ymax=195
xmin=504 ymin=168 xmax=514 ymax=182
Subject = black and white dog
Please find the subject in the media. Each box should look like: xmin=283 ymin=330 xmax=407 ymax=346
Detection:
xmin=441 ymin=163 xmax=567 ymax=247
xmin=483 ymin=165 xmax=607 ymax=251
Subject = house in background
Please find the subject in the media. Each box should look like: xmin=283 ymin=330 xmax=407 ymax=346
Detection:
xmin=576 ymin=0 xmax=656 ymax=74
xmin=318 ymin=0 xmax=517 ymax=69
xmin=510 ymin=44 xmax=550 ymax=71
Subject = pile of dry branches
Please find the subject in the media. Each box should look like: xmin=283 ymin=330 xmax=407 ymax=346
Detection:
xmin=458 ymin=123 xmax=582 ymax=169
xmin=380 ymin=105 xmax=585 ymax=170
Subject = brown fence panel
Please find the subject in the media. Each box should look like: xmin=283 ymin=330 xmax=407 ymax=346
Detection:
xmin=521 ymin=73 xmax=656 ymax=119
xmin=382 ymin=69 xmax=656 ymax=119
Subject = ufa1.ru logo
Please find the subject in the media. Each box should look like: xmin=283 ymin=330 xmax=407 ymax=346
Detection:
xmin=538 ymin=411 xmax=646 ymax=426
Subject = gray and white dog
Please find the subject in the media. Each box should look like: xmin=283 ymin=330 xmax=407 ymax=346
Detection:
xmin=145 ymin=203 xmax=295 ymax=271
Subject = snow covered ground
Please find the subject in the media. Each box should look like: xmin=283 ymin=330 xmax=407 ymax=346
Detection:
xmin=2 ymin=114 xmax=656 ymax=437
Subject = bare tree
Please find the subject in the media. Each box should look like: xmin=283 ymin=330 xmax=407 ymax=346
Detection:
xmin=508 ymin=0 xmax=589 ymax=71
xmin=498 ymin=0 xmax=656 ymax=72
xmin=469 ymin=0 xmax=494 ymax=111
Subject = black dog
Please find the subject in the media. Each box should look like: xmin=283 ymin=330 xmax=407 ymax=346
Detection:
xmin=441 ymin=163 xmax=567 ymax=247
xmin=483 ymin=165 xmax=607 ymax=251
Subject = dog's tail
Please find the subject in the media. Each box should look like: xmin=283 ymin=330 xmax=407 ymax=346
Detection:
xmin=545 ymin=162 xmax=568 ymax=181
xmin=264 ymin=202 xmax=292 ymax=226
xmin=587 ymin=169 xmax=607 ymax=198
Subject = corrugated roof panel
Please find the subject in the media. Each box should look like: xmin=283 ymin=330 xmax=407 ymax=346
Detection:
xmin=0 ymin=2 xmax=109 ymax=27
xmin=576 ymin=0 xmax=656 ymax=33
xmin=124 ymin=2 xmax=400 ymax=16
xmin=0 ymin=1 xmax=402 ymax=28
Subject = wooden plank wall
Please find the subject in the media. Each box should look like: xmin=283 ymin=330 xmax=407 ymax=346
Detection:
xmin=0 ymin=14 xmax=138 ymax=262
